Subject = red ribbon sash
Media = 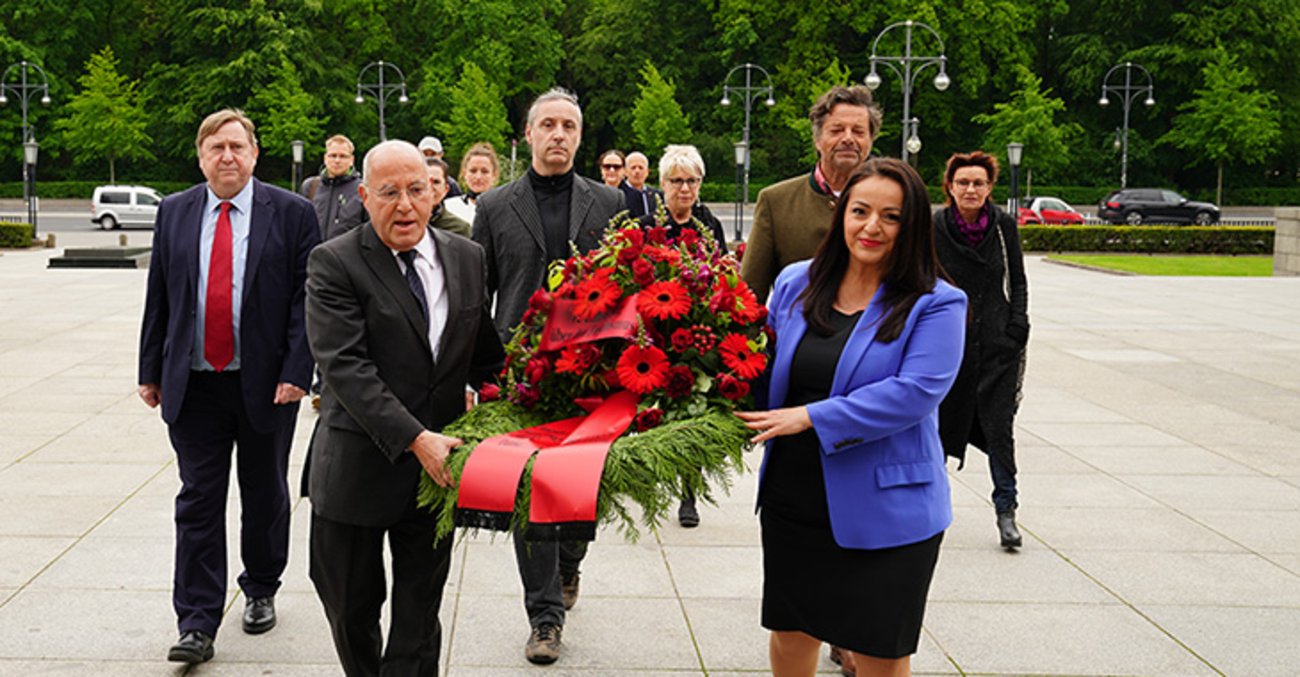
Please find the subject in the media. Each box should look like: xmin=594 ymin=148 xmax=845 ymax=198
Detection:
xmin=456 ymin=391 xmax=639 ymax=540
xmin=539 ymin=293 xmax=640 ymax=352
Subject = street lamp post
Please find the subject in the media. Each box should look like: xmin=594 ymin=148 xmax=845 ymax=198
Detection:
xmin=1098 ymin=61 xmax=1155 ymax=189
xmin=355 ymin=61 xmax=409 ymax=142
xmin=864 ymin=20 xmax=951 ymax=164
xmin=290 ymin=140 xmax=305 ymax=192
xmin=720 ymin=63 xmax=775 ymax=243
xmin=1006 ymin=142 xmax=1024 ymax=218
xmin=24 ymin=137 xmax=38 ymax=239
xmin=0 ymin=60 xmax=52 ymax=229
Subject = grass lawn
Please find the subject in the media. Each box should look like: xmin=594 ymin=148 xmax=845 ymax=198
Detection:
xmin=1047 ymin=254 xmax=1273 ymax=276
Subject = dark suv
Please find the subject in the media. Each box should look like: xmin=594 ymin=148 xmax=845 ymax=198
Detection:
xmin=1098 ymin=188 xmax=1220 ymax=225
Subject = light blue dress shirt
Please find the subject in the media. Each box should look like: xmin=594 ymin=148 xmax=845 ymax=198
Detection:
xmin=191 ymin=180 xmax=253 ymax=371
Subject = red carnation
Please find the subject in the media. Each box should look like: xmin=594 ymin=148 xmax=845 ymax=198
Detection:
xmin=615 ymin=344 xmax=670 ymax=394
xmin=478 ymin=383 xmax=501 ymax=402
xmin=718 ymin=333 xmax=767 ymax=379
xmin=718 ymin=373 xmax=750 ymax=401
xmin=621 ymin=227 xmax=645 ymax=249
xmin=556 ymin=344 xmax=600 ymax=375
xmin=678 ymin=228 xmax=700 ymax=247
xmin=646 ymin=226 xmax=668 ymax=245
xmin=525 ymin=356 xmax=551 ymax=384
xmin=639 ymin=280 xmax=692 ymax=321
xmin=631 ymin=258 xmax=656 ymax=286
xmin=634 ymin=407 xmax=665 ymax=432
xmin=709 ymin=282 xmax=737 ymax=315
xmin=670 ymin=328 xmax=695 ymax=353
xmin=573 ymin=273 xmax=622 ymax=320
xmin=665 ymin=365 xmax=695 ymax=399
xmin=617 ymin=245 xmax=641 ymax=265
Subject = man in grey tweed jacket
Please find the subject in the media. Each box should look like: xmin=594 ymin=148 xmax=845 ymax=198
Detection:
xmin=470 ymin=87 xmax=624 ymax=665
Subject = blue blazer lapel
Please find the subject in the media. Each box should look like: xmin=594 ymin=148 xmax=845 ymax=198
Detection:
xmin=176 ymin=186 xmax=206 ymax=303
xmin=243 ymin=179 xmax=272 ymax=303
xmin=830 ymin=286 xmax=887 ymax=396
xmin=768 ymin=303 xmax=806 ymax=409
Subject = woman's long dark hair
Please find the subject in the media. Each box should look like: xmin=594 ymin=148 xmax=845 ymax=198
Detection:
xmin=797 ymin=157 xmax=942 ymax=342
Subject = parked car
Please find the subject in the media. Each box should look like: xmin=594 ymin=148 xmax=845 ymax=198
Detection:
xmin=1017 ymin=196 xmax=1086 ymax=225
xmin=91 ymin=185 xmax=163 ymax=229
xmin=1097 ymin=188 xmax=1220 ymax=225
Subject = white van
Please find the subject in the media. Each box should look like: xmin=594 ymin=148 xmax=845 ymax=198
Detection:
xmin=91 ymin=185 xmax=163 ymax=229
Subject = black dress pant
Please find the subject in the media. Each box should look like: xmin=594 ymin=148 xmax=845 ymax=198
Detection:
xmin=168 ymin=370 xmax=296 ymax=637
xmin=513 ymin=537 xmax=588 ymax=628
xmin=310 ymin=501 xmax=452 ymax=677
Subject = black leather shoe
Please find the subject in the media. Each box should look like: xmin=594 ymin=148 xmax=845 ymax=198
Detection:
xmin=997 ymin=511 xmax=1023 ymax=549
xmin=678 ymin=497 xmax=700 ymax=528
xmin=167 ymin=631 xmax=214 ymax=664
xmin=243 ymin=596 xmax=276 ymax=634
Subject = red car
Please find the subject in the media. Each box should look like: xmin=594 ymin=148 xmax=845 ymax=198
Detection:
xmin=1016 ymin=196 xmax=1085 ymax=225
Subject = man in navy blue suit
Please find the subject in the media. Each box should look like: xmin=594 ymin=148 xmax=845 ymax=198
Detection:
xmin=138 ymin=109 xmax=320 ymax=664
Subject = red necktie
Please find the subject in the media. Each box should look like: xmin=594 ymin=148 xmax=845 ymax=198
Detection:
xmin=205 ymin=201 xmax=234 ymax=372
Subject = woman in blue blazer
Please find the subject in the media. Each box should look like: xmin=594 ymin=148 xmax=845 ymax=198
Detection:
xmin=737 ymin=158 xmax=967 ymax=677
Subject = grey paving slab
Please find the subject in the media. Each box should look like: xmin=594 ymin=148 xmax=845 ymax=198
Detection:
xmin=1025 ymin=506 xmax=1246 ymax=553
xmin=1120 ymin=474 xmax=1300 ymax=513
xmin=661 ymin=545 xmax=762 ymax=599
xmin=26 ymin=535 xmax=174 ymax=591
xmin=0 ymin=536 xmax=76 ymax=588
xmin=929 ymin=547 xmax=1116 ymax=604
xmin=1141 ymin=605 xmax=1300 ymax=677
xmin=1065 ymin=443 xmax=1264 ymax=476
xmin=0 ymin=495 xmax=123 ymax=537
xmin=1066 ymin=550 xmax=1300 ymax=607
xmin=923 ymin=601 xmax=1220 ymax=675
xmin=0 ymin=660 xmax=190 ymax=675
xmin=0 ymin=460 xmax=160 ymax=497
xmin=1020 ymin=421 xmax=1190 ymax=448
xmin=200 ymin=591 xmax=339 ymax=665
xmin=1189 ymin=509 xmax=1300 ymax=555
xmin=1013 ymin=472 xmax=1165 ymax=509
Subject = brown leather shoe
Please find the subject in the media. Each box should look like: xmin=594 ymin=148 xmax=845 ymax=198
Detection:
xmin=561 ymin=572 xmax=580 ymax=610
xmin=525 ymin=623 xmax=562 ymax=664
xmin=829 ymin=645 xmax=855 ymax=676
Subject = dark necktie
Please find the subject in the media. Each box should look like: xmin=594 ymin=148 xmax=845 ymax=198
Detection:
xmin=397 ymin=249 xmax=429 ymax=323
xmin=204 ymin=201 xmax=234 ymax=371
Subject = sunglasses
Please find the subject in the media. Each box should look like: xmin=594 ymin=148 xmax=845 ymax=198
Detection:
xmin=601 ymin=163 xmax=624 ymax=170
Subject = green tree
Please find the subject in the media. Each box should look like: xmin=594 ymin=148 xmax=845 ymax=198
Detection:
xmin=1160 ymin=46 xmax=1280 ymax=205
xmin=631 ymin=62 xmax=692 ymax=156
xmin=973 ymin=66 xmax=1083 ymax=182
xmin=443 ymin=61 xmax=512 ymax=157
xmin=246 ymin=58 xmax=327 ymax=161
xmin=54 ymin=46 xmax=152 ymax=183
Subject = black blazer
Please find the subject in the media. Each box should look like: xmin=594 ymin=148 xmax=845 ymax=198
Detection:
xmin=471 ymin=173 xmax=625 ymax=341
xmin=305 ymin=225 xmax=504 ymax=527
xmin=138 ymin=178 xmax=320 ymax=434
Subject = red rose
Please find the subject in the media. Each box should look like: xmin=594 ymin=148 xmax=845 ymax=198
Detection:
xmin=622 ymin=227 xmax=645 ymax=249
xmin=665 ymin=365 xmax=695 ymax=398
xmin=631 ymin=258 xmax=656 ymax=286
xmin=735 ymin=242 xmax=747 ymax=262
xmin=718 ymin=373 xmax=750 ymax=401
xmin=617 ymin=245 xmax=641 ymax=265
xmin=478 ymin=383 xmax=501 ymax=402
xmin=678 ymin=228 xmax=700 ymax=247
xmin=646 ymin=226 xmax=668 ymax=245
xmin=528 ymin=288 xmax=552 ymax=312
xmin=634 ymin=407 xmax=664 ymax=432
xmin=709 ymin=284 xmax=737 ymax=315
xmin=525 ymin=356 xmax=551 ymax=384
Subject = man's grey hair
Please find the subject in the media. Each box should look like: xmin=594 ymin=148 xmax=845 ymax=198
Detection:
xmin=362 ymin=140 xmax=422 ymax=184
xmin=527 ymin=87 xmax=583 ymax=127
xmin=659 ymin=144 xmax=705 ymax=181
xmin=809 ymin=85 xmax=882 ymax=140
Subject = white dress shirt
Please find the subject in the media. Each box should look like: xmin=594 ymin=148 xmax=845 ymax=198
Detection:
xmin=391 ymin=233 xmax=448 ymax=362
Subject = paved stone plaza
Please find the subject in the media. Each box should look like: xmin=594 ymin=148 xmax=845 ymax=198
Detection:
xmin=1 ymin=231 xmax=1298 ymax=675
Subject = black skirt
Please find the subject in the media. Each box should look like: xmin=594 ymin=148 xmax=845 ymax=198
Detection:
xmin=760 ymin=509 xmax=943 ymax=659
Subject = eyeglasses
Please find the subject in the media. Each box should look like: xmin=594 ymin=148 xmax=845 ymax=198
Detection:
xmin=600 ymin=163 xmax=624 ymax=171
xmin=954 ymin=179 xmax=990 ymax=190
xmin=372 ymin=183 xmax=430 ymax=203
xmin=665 ymin=177 xmax=702 ymax=188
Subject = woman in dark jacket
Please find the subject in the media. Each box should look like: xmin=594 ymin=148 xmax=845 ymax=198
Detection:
xmin=636 ymin=144 xmax=727 ymax=247
xmin=932 ymin=151 xmax=1030 ymax=550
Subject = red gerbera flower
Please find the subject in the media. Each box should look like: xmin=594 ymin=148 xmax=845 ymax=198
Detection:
xmin=644 ymin=246 xmax=681 ymax=265
xmin=732 ymin=282 xmax=764 ymax=324
xmin=718 ymin=333 xmax=767 ymax=379
xmin=615 ymin=345 xmax=670 ymax=394
xmin=573 ymin=273 xmax=622 ymax=319
xmin=639 ymin=280 xmax=692 ymax=321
